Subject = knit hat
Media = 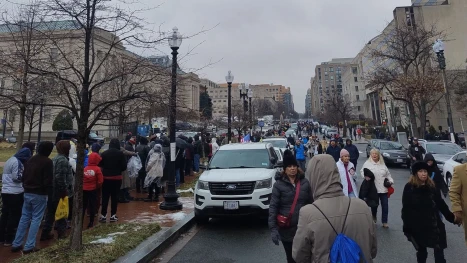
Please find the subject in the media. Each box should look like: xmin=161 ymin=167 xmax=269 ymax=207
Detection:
xmin=129 ymin=138 xmax=136 ymax=145
xmin=91 ymin=143 xmax=102 ymax=153
xmin=283 ymin=149 xmax=298 ymax=169
xmin=411 ymin=161 xmax=430 ymax=176
xmin=340 ymin=149 xmax=350 ymax=157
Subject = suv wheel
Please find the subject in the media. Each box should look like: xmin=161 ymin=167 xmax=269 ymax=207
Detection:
xmin=195 ymin=210 xmax=209 ymax=224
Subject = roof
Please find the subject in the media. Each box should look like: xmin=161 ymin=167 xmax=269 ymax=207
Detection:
xmin=219 ymin=143 xmax=271 ymax=150
xmin=0 ymin=20 xmax=81 ymax=34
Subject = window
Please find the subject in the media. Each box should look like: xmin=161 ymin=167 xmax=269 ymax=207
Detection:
xmin=354 ymin=77 xmax=358 ymax=82
xmin=325 ymin=68 xmax=328 ymax=72
xmin=330 ymin=67 xmax=334 ymax=72
xmin=330 ymin=76 xmax=334 ymax=80
xmin=357 ymin=106 xmax=361 ymax=111
xmin=352 ymin=67 xmax=358 ymax=74
xmin=356 ymin=95 xmax=360 ymax=101
xmin=355 ymin=86 xmax=359 ymax=91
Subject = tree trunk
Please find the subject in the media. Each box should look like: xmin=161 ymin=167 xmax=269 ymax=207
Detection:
xmin=27 ymin=105 xmax=35 ymax=142
xmin=419 ymin=103 xmax=428 ymax=140
xmin=16 ymin=105 xmax=26 ymax=147
xmin=408 ymin=102 xmax=419 ymax=138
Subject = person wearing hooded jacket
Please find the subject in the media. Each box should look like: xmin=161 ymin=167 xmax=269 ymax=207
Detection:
xmin=144 ymin=144 xmax=166 ymax=202
xmin=83 ymin=152 xmax=103 ymax=228
xmin=11 ymin=142 xmax=53 ymax=254
xmin=0 ymin=148 xmax=31 ymax=246
xmin=344 ymin=139 xmax=359 ymax=168
xmin=269 ymin=150 xmax=313 ymax=263
xmin=293 ymin=155 xmax=377 ymax=263
xmin=211 ymin=137 xmax=219 ymax=156
xmin=136 ymin=137 xmax=150 ymax=193
xmin=423 ymin=153 xmax=448 ymax=198
xmin=99 ymin=138 xmax=127 ymax=223
xmin=402 ymin=162 xmax=457 ymax=263
xmin=336 ymin=149 xmax=358 ymax=197
xmin=41 ymin=140 xmax=72 ymax=241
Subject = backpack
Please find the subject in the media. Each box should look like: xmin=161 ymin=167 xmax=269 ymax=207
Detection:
xmin=313 ymin=198 xmax=366 ymax=263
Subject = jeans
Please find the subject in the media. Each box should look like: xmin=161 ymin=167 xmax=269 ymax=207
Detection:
xmin=42 ymin=194 xmax=66 ymax=235
xmin=282 ymin=241 xmax=296 ymax=263
xmin=371 ymin=193 xmax=389 ymax=223
xmin=176 ymin=168 xmax=181 ymax=187
xmin=297 ymin=160 xmax=306 ymax=172
xmin=13 ymin=193 xmax=47 ymax=250
xmin=417 ymin=246 xmax=445 ymax=263
xmin=101 ymin=179 xmax=122 ymax=216
xmin=0 ymin=193 xmax=24 ymax=243
xmin=193 ymin=154 xmax=201 ymax=172
xmin=83 ymin=190 xmax=97 ymax=224
xmin=185 ymin=159 xmax=193 ymax=176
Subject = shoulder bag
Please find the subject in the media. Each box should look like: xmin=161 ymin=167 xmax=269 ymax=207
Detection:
xmin=277 ymin=180 xmax=301 ymax=228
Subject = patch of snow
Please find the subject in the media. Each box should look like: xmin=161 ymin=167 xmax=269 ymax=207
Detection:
xmin=91 ymin=236 xmax=115 ymax=244
xmin=176 ymin=188 xmax=194 ymax=193
xmin=108 ymin=232 xmax=127 ymax=236
xmin=133 ymin=226 xmax=142 ymax=231
xmin=179 ymin=197 xmax=194 ymax=209
xmin=168 ymin=212 xmax=186 ymax=221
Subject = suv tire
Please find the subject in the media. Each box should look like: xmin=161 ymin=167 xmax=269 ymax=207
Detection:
xmin=195 ymin=210 xmax=209 ymax=224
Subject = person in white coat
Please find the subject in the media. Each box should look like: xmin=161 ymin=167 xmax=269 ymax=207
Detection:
xmin=211 ymin=138 xmax=219 ymax=156
xmin=360 ymin=148 xmax=394 ymax=228
xmin=336 ymin=149 xmax=358 ymax=197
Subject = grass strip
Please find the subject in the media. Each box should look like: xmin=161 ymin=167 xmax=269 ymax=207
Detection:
xmin=13 ymin=223 xmax=161 ymax=263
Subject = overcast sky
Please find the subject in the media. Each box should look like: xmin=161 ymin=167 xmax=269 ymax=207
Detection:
xmin=9 ymin=0 xmax=411 ymax=112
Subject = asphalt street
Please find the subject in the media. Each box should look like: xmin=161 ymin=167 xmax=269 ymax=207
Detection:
xmin=166 ymin=143 xmax=467 ymax=263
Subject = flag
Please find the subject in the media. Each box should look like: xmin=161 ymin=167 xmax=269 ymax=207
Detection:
xmin=242 ymin=134 xmax=251 ymax=143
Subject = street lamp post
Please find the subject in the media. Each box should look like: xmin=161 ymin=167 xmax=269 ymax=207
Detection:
xmin=433 ymin=39 xmax=455 ymax=142
xmin=248 ymin=89 xmax=253 ymax=136
xmin=226 ymin=71 xmax=234 ymax=143
xmin=160 ymin=27 xmax=183 ymax=211
xmin=37 ymin=91 xmax=44 ymax=144
xmin=239 ymin=83 xmax=249 ymax=135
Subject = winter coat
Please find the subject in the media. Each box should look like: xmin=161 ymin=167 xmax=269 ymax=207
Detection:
xmin=287 ymin=136 xmax=295 ymax=145
xmin=319 ymin=140 xmax=328 ymax=153
xmin=145 ymin=144 xmax=166 ymax=187
xmin=52 ymin=154 xmax=73 ymax=198
xmin=409 ymin=143 xmax=426 ymax=161
xmin=326 ymin=145 xmax=341 ymax=162
xmin=83 ymin=153 xmax=104 ymax=191
xmin=136 ymin=144 xmax=151 ymax=172
xmin=336 ymin=160 xmax=358 ymax=197
xmin=294 ymin=144 xmax=306 ymax=161
xmin=359 ymin=172 xmax=379 ymax=208
xmin=360 ymin=158 xmax=394 ymax=194
xmin=402 ymin=183 xmax=455 ymax=249
xmin=1 ymin=148 xmax=31 ymax=194
xmin=424 ymin=154 xmax=449 ymax=198
xmin=450 ymin=163 xmax=467 ymax=245
xmin=193 ymin=140 xmax=202 ymax=155
xmin=99 ymin=139 xmax=127 ymax=179
xmin=344 ymin=143 xmax=359 ymax=162
xmin=294 ymin=155 xmax=377 ymax=263
xmin=211 ymin=138 xmax=219 ymax=155
xmin=268 ymin=172 xmax=313 ymax=242
xmin=22 ymin=143 xmax=54 ymax=196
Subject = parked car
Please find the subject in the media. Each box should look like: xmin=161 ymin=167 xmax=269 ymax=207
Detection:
xmin=442 ymin=151 xmax=467 ymax=188
xmin=326 ymin=128 xmax=338 ymax=139
xmin=6 ymin=136 xmax=16 ymax=144
xmin=55 ymin=130 xmax=105 ymax=145
xmin=369 ymin=140 xmax=410 ymax=167
xmin=194 ymin=143 xmax=280 ymax=223
xmin=285 ymin=129 xmax=297 ymax=139
xmin=262 ymin=137 xmax=289 ymax=153
xmin=418 ymin=140 xmax=463 ymax=171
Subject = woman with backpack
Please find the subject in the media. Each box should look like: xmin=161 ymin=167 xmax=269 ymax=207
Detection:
xmin=269 ymin=150 xmax=313 ymax=263
xmin=360 ymin=148 xmax=394 ymax=228
xmin=402 ymin=162 xmax=459 ymax=263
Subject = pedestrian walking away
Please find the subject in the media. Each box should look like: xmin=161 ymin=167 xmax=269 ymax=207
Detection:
xmin=0 ymin=147 xmax=32 ymax=246
xmin=11 ymin=141 xmax=54 ymax=254
xmin=336 ymin=149 xmax=358 ymax=197
xmin=293 ymin=155 xmax=377 ymax=262
xmin=269 ymin=150 xmax=313 ymax=263
xmin=360 ymin=148 xmax=394 ymax=228
xmin=402 ymin=161 xmax=459 ymax=263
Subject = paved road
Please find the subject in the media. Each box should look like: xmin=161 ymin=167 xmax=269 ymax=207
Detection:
xmin=166 ymin=144 xmax=467 ymax=263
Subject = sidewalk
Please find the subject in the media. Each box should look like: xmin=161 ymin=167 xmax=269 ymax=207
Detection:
xmin=0 ymin=180 xmax=196 ymax=263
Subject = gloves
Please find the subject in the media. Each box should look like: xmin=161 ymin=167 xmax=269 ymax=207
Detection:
xmin=59 ymin=191 xmax=68 ymax=199
xmin=271 ymin=230 xmax=281 ymax=246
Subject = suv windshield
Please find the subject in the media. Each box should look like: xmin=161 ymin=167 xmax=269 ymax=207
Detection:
xmin=263 ymin=140 xmax=287 ymax=148
xmin=209 ymin=149 xmax=270 ymax=169
xmin=426 ymin=143 xmax=462 ymax=155
xmin=380 ymin=142 xmax=403 ymax=150
xmin=89 ymin=133 xmax=98 ymax=138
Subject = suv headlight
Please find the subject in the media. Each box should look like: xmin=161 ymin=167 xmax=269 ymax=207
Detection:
xmin=382 ymin=152 xmax=390 ymax=157
xmin=256 ymin=178 xmax=272 ymax=189
xmin=197 ymin=180 xmax=209 ymax=190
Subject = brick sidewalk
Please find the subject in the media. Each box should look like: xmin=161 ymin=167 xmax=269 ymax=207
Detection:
xmin=0 ymin=183 xmax=195 ymax=262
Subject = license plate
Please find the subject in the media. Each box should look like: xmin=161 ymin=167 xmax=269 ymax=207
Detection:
xmin=397 ymin=159 xmax=403 ymax=163
xmin=223 ymin=201 xmax=239 ymax=210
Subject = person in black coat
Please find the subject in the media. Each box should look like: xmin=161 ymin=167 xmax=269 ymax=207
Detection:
xmin=344 ymin=139 xmax=360 ymax=168
xmin=326 ymin=139 xmax=341 ymax=162
xmin=359 ymin=168 xmax=379 ymax=221
xmin=269 ymin=150 xmax=313 ymax=263
xmin=423 ymin=153 xmax=449 ymax=198
xmin=402 ymin=162 xmax=458 ymax=263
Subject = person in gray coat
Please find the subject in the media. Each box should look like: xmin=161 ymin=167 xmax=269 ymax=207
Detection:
xmin=269 ymin=150 xmax=313 ymax=263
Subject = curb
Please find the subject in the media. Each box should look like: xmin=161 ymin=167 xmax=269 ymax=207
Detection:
xmin=115 ymin=212 xmax=196 ymax=263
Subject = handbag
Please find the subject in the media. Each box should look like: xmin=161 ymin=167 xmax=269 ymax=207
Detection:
xmin=277 ymin=179 xmax=301 ymax=228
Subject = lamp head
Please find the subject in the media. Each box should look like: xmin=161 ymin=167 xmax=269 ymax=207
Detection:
xmin=225 ymin=70 xmax=234 ymax=83
xmin=168 ymin=27 xmax=182 ymax=48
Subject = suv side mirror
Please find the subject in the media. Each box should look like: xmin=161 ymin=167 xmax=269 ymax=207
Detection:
xmin=274 ymin=161 xmax=283 ymax=168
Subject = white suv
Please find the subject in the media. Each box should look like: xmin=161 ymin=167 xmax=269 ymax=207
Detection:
xmin=194 ymin=143 xmax=280 ymax=223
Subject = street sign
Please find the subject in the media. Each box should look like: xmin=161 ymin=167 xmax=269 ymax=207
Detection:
xmin=258 ymin=120 xmax=264 ymax=127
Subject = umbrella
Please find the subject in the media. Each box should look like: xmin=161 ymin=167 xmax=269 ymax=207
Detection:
xmin=176 ymin=137 xmax=188 ymax=149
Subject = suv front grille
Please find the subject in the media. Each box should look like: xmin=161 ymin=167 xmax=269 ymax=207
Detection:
xmin=209 ymin=182 xmax=256 ymax=195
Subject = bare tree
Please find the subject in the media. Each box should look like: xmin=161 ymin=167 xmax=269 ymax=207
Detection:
xmin=322 ymin=92 xmax=353 ymax=136
xmin=367 ymin=24 xmax=447 ymax=137
xmin=24 ymin=104 xmax=41 ymax=141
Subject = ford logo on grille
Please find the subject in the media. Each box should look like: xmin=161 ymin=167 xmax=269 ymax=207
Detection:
xmin=226 ymin=184 xmax=237 ymax=190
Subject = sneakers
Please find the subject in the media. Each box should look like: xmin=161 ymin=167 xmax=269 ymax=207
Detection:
xmin=109 ymin=215 xmax=118 ymax=222
xmin=11 ymin=246 xmax=23 ymax=253
xmin=99 ymin=214 xmax=107 ymax=223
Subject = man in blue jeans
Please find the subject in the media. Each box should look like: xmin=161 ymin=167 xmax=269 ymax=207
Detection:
xmin=193 ymin=135 xmax=202 ymax=173
xmin=12 ymin=141 xmax=54 ymax=253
